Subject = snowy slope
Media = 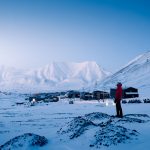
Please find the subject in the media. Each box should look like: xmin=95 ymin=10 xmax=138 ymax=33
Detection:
xmin=0 ymin=62 xmax=110 ymax=93
xmin=97 ymin=51 xmax=150 ymax=97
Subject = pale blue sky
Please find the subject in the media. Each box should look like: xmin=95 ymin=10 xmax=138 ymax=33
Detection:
xmin=0 ymin=0 xmax=150 ymax=72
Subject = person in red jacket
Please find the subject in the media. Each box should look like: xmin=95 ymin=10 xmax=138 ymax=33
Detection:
xmin=115 ymin=82 xmax=123 ymax=118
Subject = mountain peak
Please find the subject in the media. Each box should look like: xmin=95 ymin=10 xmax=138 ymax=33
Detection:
xmin=0 ymin=62 xmax=110 ymax=93
xmin=97 ymin=52 xmax=150 ymax=97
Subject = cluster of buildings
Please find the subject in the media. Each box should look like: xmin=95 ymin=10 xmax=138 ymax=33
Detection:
xmin=28 ymin=87 xmax=139 ymax=102
xmin=67 ymin=87 xmax=139 ymax=100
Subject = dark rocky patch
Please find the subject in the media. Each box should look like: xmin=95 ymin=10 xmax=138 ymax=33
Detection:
xmin=0 ymin=133 xmax=48 ymax=150
xmin=58 ymin=116 xmax=96 ymax=139
xmin=58 ymin=112 xmax=150 ymax=148
xmin=117 ymin=114 xmax=150 ymax=124
xmin=90 ymin=125 xmax=139 ymax=148
xmin=85 ymin=112 xmax=111 ymax=125
xmin=125 ymin=114 xmax=150 ymax=118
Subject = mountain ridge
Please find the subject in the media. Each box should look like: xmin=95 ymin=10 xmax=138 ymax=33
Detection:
xmin=96 ymin=51 xmax=150 ymax=97
xmin=0 ymin=61 xmax=110 ymax=93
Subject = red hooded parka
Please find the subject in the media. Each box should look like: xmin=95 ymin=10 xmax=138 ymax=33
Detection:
xmin=115 ymin=84 xmax=122 ymax=102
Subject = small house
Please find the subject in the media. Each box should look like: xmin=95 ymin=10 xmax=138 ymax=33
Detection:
xmin=80 ymin=92 xmax=93 ymax=100
xmin=67 ymin=90 xmax=80 ymax=98
xmin=93 ymin=91 xmax=110 ymax=100
xmin=110 ymin=87 xmax=139 ymax=99
xmin=123 ymin=87 xmax=139 ymax=98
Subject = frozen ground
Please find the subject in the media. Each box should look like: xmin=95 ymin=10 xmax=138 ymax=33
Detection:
xmin=0 ymin=93 xmax=150 ymax=150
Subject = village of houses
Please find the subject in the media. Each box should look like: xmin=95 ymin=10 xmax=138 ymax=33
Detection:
xmin=26 ymin=86 xmax=150 ymax=105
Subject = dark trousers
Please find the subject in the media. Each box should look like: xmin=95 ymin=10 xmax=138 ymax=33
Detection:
xmin=116 ymin=102 xmax=123 ymax=117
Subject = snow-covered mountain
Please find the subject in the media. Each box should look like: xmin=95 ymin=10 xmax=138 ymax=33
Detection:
xmin=97 ymin=51 xmax=150 ymax=97
xmin=0 ymin=62 xmax=110 ymax=93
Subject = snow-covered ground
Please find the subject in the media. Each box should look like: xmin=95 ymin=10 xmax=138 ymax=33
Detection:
xmin=0 ymin=93 xmax=150 ymax=150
